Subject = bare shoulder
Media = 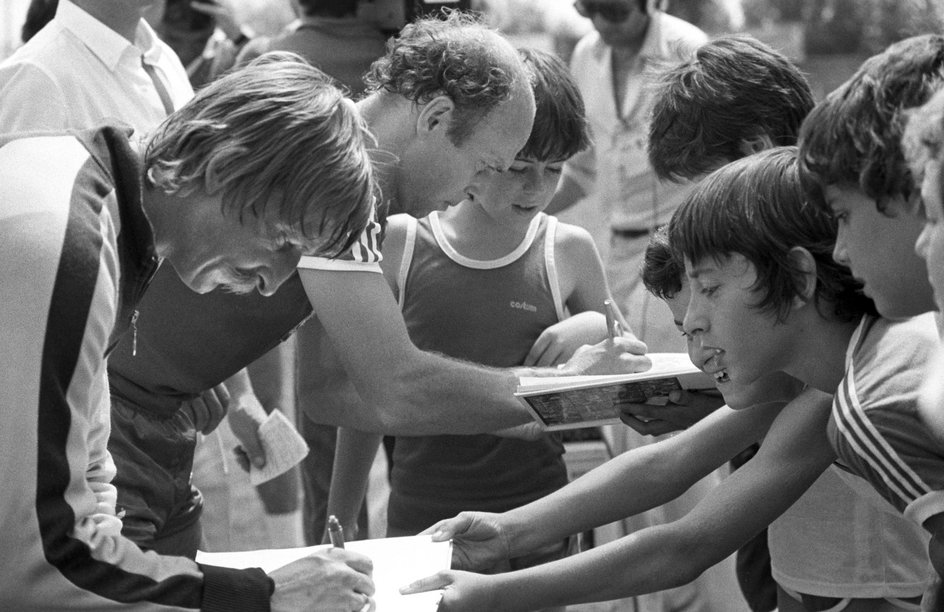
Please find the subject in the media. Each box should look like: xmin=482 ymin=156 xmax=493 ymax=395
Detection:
xmin=552 ymin=219 xmax=600 ymax=262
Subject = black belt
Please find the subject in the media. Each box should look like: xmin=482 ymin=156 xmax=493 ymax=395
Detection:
xmin=611 ymin=227 xmax=651 ymax=239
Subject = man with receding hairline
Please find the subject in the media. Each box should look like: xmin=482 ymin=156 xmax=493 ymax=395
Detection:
xmin=102 ymin=10 xmax=647 ymax=558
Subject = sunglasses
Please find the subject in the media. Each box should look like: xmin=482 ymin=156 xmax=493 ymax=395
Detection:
xmin=574 ymin=0 xmax=635 ymax=23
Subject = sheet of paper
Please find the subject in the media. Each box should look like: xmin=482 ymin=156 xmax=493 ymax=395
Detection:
xmin=248 ymin=409 xmax=309 ymax=485
xmin=196 ymin=535 xmax=451 ymax=611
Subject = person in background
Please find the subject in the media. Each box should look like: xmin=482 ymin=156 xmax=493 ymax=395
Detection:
xmin=0 ymin=0 xmax=192 ymax=135
xmin=0 ymin=53 xmax=378 ymax=612
xmin=544 ymin=3 xmax=724 ymax=608
xmin=158 ymin=0 xmax=254 ymax=87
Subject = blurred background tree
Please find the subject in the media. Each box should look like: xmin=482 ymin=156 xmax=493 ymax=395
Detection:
xmin=742 ymin=0 xmax=944 ymax=55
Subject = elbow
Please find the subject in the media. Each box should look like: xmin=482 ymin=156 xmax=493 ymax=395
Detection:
xmin=648 ymin=525 xmax=725 ymax=589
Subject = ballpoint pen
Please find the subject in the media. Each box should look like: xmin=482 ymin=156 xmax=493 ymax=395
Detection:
xmin=604 ymin=298 xmax=623 ymax=340
xmin=327 ymin=514 xmax=345 ymax=549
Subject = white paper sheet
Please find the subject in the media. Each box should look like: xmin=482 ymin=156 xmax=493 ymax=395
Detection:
xmin=196 ymin=535 xmax=451 ymax=611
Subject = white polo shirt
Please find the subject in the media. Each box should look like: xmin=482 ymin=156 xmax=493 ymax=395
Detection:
xmin=0 ymin=0 xmax=193 ymax=136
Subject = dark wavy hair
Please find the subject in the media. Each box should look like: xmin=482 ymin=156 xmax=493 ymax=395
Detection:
xmin=649 ymin=35 xmax=813 ymax=183
xmin=517 ymin=47 xmax=590 ymax=163
xmin=669 ymin=147 xmax=876 ymax=323
xmin=642 ymin=225 xmax=684 ymax=300
xmin=799 ymin=34 xmax=944 ymax=215
xmin=364 ymin=10 xmax=528 ymax=145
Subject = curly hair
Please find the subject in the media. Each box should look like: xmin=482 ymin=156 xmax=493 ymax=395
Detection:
xmin=798 ymin=34 xmax=944 ymax=216
xmin=144 ymin=52 xmax=377 ymax=259
xmin=642 ymin=225 xmax=684 ymax=300
xmin=669 ymin=147 xmax=876 ymax=324
xmin=363 ymin=10 xmax=528 ymax=145
xmin=517 ymin=47 xmax=590 ymax=163
xmin=648 ymin=35 xmax=813 ymax=183
xmin=904 ymin=86 xmax=944 ymax=195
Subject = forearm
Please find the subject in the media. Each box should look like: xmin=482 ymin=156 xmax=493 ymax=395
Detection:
xmin=326 ymin=427 xmax=382 ymax=539
xmin=503 ymin=403 xmax=780 ymax=556
xmin=496 ymin=424 xmax=833 ymax=610
xmin=494 ymin=521 xmax=713 ymax=609
xmin=244 ymin=344 xmax=289 ymax=411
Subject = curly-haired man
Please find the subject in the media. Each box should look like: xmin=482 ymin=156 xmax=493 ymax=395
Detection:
xmin=98 ymin=9 xmax=646 ymax=563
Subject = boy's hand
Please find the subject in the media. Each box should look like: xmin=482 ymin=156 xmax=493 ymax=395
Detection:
xmin=420 ymin=512 xmax=510 ymax=571
xmin=560 ymin=335 xmax=649 ymax=377
xmin=618 ymin=389 xmax=725 ymax=435
xmin=524 ymin=311 xmax=609 ymax=367
xmin=400 ymin=570 xmax=496 ymax=612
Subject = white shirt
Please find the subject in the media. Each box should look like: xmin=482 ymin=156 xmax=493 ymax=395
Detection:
xmin=563 ymin=11 xmax=706 ymax=230
xmin=0 ymin=0 xmax=193 ymax=136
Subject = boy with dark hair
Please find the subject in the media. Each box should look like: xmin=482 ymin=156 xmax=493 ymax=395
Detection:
xmin=648 ymin=34 xmax=814 ymax=183
xmin=675 ymin=144 xmax=944 ymax=612
xmin=798 ymin=34 xmax=941 ymax=319
xmin=402 ymin=147 xmax=934 ymax=612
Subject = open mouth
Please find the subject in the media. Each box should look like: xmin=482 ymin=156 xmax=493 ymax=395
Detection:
xmin=704 ymin=348 xmax=730 ymax=384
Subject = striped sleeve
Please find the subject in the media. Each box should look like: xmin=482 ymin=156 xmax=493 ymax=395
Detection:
xmin=0 ymin=134 xmax=272 ymax=611
xmin=297 ymin=214 xmax=383 ymax=274
xmin=829 ymin=315 xmax=944 ymax=527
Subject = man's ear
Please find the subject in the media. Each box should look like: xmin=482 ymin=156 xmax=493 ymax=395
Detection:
xmin=738 ymin=133 xmax=775 ymax=157
xmin=415 ymin=95 xmax=454 ymax=138
xmin=787 ymin=246 xmax=817 ymax=307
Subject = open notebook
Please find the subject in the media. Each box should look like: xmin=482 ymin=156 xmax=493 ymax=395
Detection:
xmin=196 ymin=535 xmax=451 ymax=611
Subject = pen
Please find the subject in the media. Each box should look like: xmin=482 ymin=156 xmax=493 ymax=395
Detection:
xmin=604 ymin=298 xmax=623 ymax=341
xmin=327 ymin=514 xmax=345 ymax=549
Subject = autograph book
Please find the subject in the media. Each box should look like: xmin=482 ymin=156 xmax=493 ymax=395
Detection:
xmin=516 ymin=353 xmax=714 ymax=430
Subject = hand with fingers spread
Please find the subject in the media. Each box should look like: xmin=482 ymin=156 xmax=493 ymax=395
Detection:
xmin=420 ymin=512 xmax=511 ymax=572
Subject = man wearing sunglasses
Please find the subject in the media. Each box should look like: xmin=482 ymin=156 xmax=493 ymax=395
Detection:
xmin=547 ymin=2 xmax=727 ymax=611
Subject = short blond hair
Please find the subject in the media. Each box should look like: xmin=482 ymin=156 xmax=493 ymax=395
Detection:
xmin=144 ymin=52 xmax=376 ymax=257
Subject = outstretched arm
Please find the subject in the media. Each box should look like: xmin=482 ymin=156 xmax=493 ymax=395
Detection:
xmin=405 ymin=388 xmax=835 ymax=610
xmin=419 ymin=398 xmax=783 ymax=573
